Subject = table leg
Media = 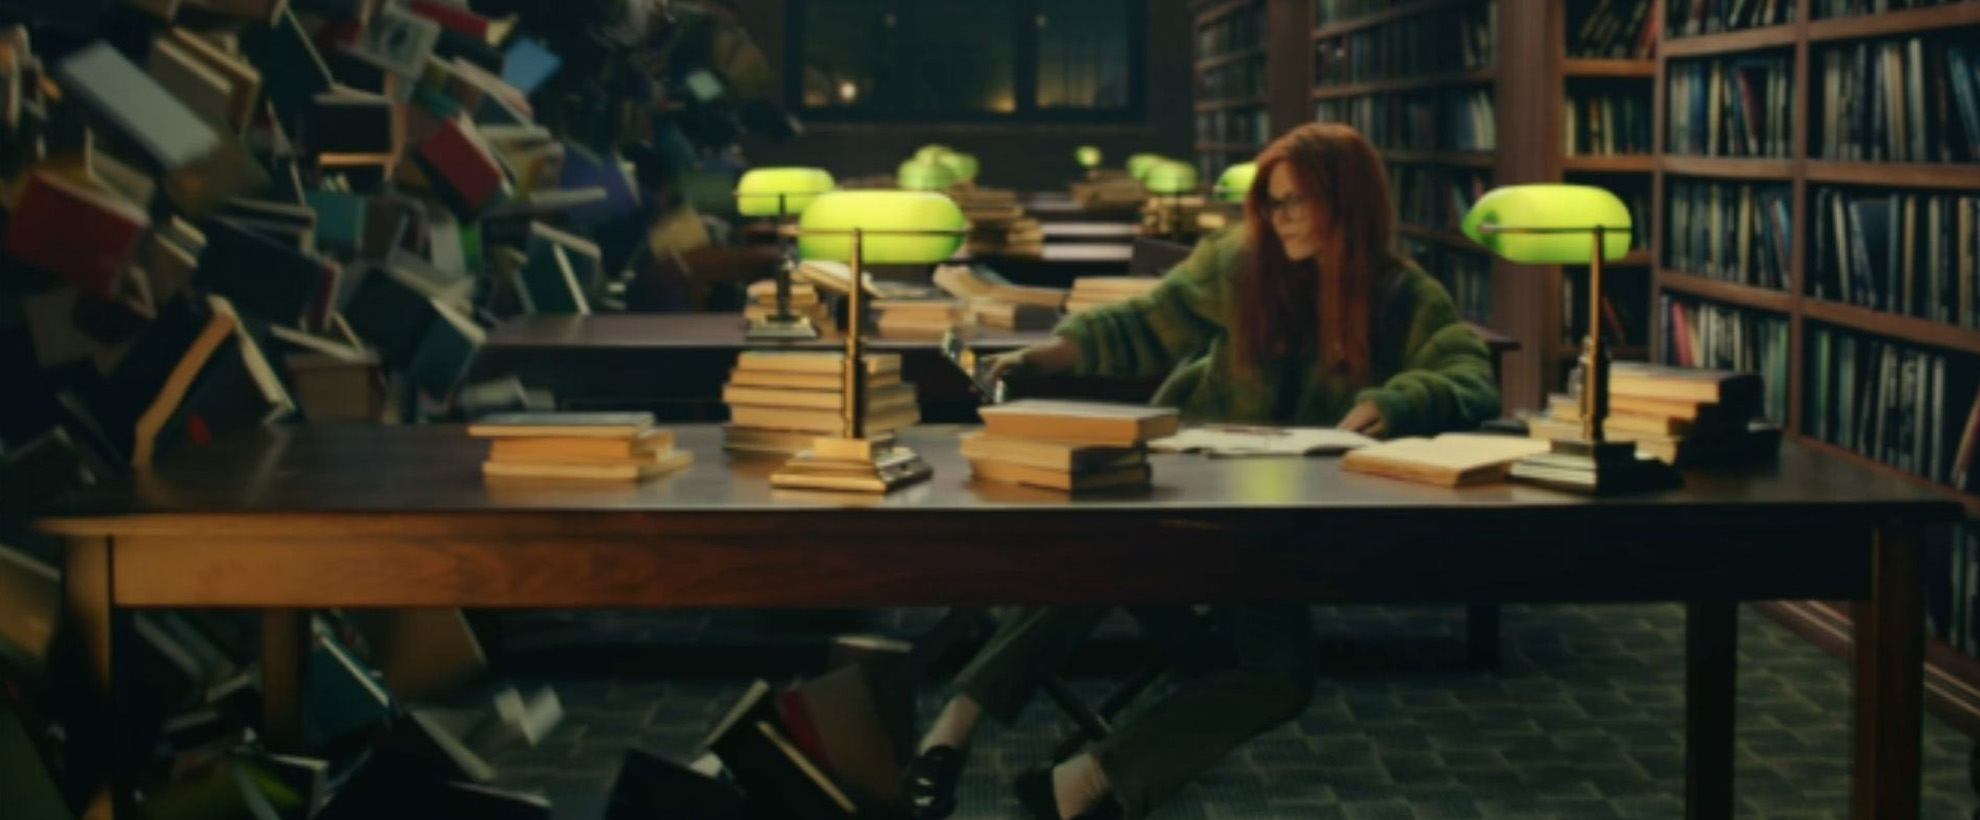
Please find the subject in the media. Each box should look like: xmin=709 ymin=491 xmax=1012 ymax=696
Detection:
xmin=1685 ymin=600 xmax=1736 ymax=820
xmin=64 ymin=537 xmax=120 ymax=819
xmin=262 ymin=609 xmax=308 ymax=753
xmin=1852 ymin=524 xmax=1923 ymax=819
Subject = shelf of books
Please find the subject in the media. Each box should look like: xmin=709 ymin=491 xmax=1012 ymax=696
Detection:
xmin=1312 ymin=0 xmax=1500 ymax=327
xmin=1651 ymin=0 xmax=1980 ymax=733
xmin=1194 ymin=0 xmax=1272 ymax=182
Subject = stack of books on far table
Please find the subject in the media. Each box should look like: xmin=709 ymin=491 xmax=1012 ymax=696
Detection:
xmin=723 ymin=352 xmax=921 ymax=454
xmin=932 ymin=264 xmax=1067 ymax=330
xmin=965 ymin=400 xmax=1180 ymax=492
xmin=1526 ymin=363 xmax=1781 ymax=466
xmin=871 ymin=297 xmax=963 ymax=339
xmin=1065 ymin=276 xmax=1162 ymax=315
xmin=471 ymin=412 xmax=691 ymax=481
xmin=1070 ymin=170 xmax=1147 ymax=211
xmin=745 ymin=278 xmax=832 ymax=332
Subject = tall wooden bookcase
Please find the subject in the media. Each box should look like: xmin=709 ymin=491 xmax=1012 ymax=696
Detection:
xmin=1645 ymin=0 xmax=1980 ymax=732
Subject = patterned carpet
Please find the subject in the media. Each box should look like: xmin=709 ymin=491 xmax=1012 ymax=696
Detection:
xmin=467 ymin=604 xmax=1977 ymax=819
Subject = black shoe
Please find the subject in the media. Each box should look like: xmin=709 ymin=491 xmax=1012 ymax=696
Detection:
xmin=1011 ymin=768 xmax=1123 ymax=820
xmin=903 ymin=745 xmax=967 ymax=819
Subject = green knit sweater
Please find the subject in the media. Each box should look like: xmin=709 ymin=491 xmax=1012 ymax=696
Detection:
xmin=1053 ymin=227 xmax=1502 ymax=436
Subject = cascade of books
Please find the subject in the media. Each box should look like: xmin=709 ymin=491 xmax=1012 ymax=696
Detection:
xmin=471 ymin=411 xmax=692 ymax=482
xmin=1526 ymin=363 xmax=1782 ymax=466
xmin=1065 ymin=276 xmax=1164 ymax=315
xmin=964 ymin=400 xmax=1180 ymax=492
xmin=722 ymin=352 xmax=923 ymax=455
xmin=932 ymin=264 xmax=1068 ymax=331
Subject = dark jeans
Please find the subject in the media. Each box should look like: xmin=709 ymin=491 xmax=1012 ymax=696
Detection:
xmin=952 ymin=603 xmax=1317 ymax=819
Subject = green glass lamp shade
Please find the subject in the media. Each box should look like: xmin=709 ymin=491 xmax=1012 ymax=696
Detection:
xmin=1126 ymin=153 xmax=1165 ymax=180
xmin=1076 ymin=145 xmax=1102 ymax=168
xmin=1461 ymin=184 xmax=1634 ymax=264
xmin=937 ymin=151 xmax=979 ymax=183
xmin=914 ymin=144 xmax=954 ymax=162
xmin=1143 ymin=160 xmax=1199 ymax=195
xmin=1213 ymin=162 xmax=1257 ymax=203
xmin=734 ymin=167 xmax=835 ymax=218
xmin=797 ymin=190 xmax=967 ymax=264
xmin=897 ymin=158 xmax=959 ymax=191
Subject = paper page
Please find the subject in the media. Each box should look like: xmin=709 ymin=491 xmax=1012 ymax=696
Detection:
xmin=1148 ymin=425 xmax=1376 ymax=456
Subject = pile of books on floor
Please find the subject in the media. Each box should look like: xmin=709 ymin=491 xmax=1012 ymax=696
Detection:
xmin=1070 ymin=170 xmax=1148 ymax=211
xmin=964 ymin=400 xmax=1180 ymax=491
xmin=1140 ymin=194 xmax=1212 ymax=237
xmin=1525 ymin=362 xmax=1782 ymax=466
xmin=933 ymin=264 xmax=1067 ymax=330
xmin=471 ymin=411 xmax=692 ymax=481
xmin=745 ymin=278 xmax=833 ymax=331
xmin=1066 ymin=276 xmax=1163 ymax=315
xmin=723 ymin=352 xmax=921 ymax=454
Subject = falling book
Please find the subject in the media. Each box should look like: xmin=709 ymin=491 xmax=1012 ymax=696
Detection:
xmin=1339 ymin=434 xmax=1552 ymax=487
xmin=977 ymin=400 xmax=1181 ymax=446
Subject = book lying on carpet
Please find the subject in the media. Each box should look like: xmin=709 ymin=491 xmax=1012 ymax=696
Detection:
xmin=1339 ymin=434 xmax=1552 ymax=486
xmin=1149 ymin=425 xmax=1376 ymax=456
xmin=605 ymin=748 xmax=745 ymax=820
xmin=977 ymin=400 xmax=1181 ymax=447
xmin=776 ymin=660 xmax=899 ymax=805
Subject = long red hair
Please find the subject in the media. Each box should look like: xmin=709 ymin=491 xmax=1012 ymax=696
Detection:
xmin=1236 ymin=123 xmax=1399 ymax=384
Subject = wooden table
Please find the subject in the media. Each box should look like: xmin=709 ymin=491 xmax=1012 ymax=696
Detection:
xmin=1041 ymin=222 xmax=1139 ymax=242
xmin=38 ymin=424 xmax=1957 ymax=818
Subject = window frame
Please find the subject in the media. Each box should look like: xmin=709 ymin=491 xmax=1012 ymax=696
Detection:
xmin=784 ymin=0 xmax=1146 ymax=123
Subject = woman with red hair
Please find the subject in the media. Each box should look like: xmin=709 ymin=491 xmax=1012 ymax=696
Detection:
xmin=903 ymin=123 xmax=1501 ymax=820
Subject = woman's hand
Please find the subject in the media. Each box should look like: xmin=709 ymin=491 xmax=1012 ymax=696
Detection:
xmin=1337 ymin=400 xmax=1388 ymax=437
xmin=983 ymin=338 xmax=1081 ymax=384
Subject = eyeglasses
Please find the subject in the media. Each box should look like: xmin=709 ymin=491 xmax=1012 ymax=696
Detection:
xmin=1265 ymin=192 xmax=1312 ymax=222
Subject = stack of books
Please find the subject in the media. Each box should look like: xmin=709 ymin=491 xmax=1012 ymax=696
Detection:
xmin=471 ymin=412 xmax=692 ymax=481
xmin=744 ymin=278 xmax=832 ymax=331
xmin=871 ymin=297 xmax=963 ymax=339
xmin=1139 ymin=194 xmax=1211 ymax=238
xmin=1526 ymin=363 xmax=1782 ymax=466
xmin=1069 ymin=170 xmax=1147 ymax=211
xmin=722 ymin=352 xmax=921 ymax=454
xmin=954 ymin=186 xmax=1042 ymax=256
xmin=965 ymin=400 xmax=1180 ymax=491
xmin=1066 ymin=276 xmax=1163 ymax=315
xmin=933 ymin=264 xmax=1066 ymax=330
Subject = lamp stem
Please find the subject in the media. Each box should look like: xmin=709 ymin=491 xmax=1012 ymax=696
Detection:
xmin=844 ymin=228 xmax=866 ymax=440
xmin=775 ymin=193 xmax=793 ymax=321
xmin=1582 ymin=225 xmax=1607 ymax=445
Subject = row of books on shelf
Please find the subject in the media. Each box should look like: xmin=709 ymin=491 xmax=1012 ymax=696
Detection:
xmin=1667 ymin=56 xmax=1793 ymax=158
xmin=1667 ymin=179 xmax=1791 ymax=290
xmin=1313 ymin=88 xmax=1497 ymax=152
xmin=1403 ymin=238 xmax=1492 ymax=324
xmin=1568 ymin=0 xmax=1656 ymax=59
xmin=1806 ymin=325 xmax=1980 ymax=490
xmin=1564 ymin=266 xmax=1647 ymax=346
xmin=1564 ymin=90 xmax=1652 ymax=156
xmin=1818 ymin=0 xmax=1976 ymax=21
xmin=1198 ymin=57 xmax=1267 ymax=101
xmin=1314 ymin=0 xmax=1397 ymax=27
xmin=1811 ymin=187 xmax=1980 ymax=327
xmin=1195 ymin=107 xmax=1272 ymax=147
xmin=1817 ymin=37 xmax=1980 ymax=164
xmin=1659 ymin=294 xmax=1791 ymax=423
xmin=1196 ymin=2 xmax=1264 ymax=60
xmin=1930 ymin=523 xmax=1980 ymax=658
xmin=1310 ymin=3 xmax=1494 ymax=87
xmin=1392 ymin=165 xmax=1488 ymax=235
xmin=1666 ymin=0 xmax=1794 ymax=37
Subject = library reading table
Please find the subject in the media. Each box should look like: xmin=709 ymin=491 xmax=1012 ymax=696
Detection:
xmin=38 ymin=424 xmax=1955 ymax=819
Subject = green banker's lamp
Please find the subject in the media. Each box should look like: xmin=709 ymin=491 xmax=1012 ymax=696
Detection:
xmin=1460 ymin=184 xmax=1679 ymax=494
xmin=771 ymin=190 xmax=968 ymax=493
xmin=936 ymin=151 xmax=979 ymax=185
xmin=897 ymin=157 xmax=959 ymax=192
xmin=1213 ymin=162 xmax=1257 ymax=204
xmin=1126 ymin=153 xmax=1165 ymax=181
xmin=1143 ymin=159 xmax=1199 ymax=241
xmin=736 ymin=166 xmax=836 ymax=340
xmin=1075 ymin=145 xmax=1103 ymax=170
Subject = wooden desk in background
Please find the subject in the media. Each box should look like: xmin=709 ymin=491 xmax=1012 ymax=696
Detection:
xmin=38 ymin=424 xmax=1956 ymax=819
xmin=472 ymin=314 xmax=1520 ymax=423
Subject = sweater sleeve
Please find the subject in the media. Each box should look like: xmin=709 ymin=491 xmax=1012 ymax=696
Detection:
xmin=1051 ymin=230 xmax=1236 ymax=380
xmin=1353 ymin=270 xmax=1502 ymax=437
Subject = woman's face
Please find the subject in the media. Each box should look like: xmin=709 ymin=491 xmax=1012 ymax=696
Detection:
xmin=1265 ymin=164 xmax=1321 ymax=262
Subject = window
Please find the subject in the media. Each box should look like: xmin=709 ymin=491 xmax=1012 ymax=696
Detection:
xmin=789 ymin=0 xmax=1143 ymax=121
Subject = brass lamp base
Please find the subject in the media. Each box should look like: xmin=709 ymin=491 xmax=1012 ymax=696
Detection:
xmin=744 ymin=313 xmax=819 ymax=341
xmin=770 ymin=436 xmax=932 ymax=494
xmin=1509 ymin=438 xmax=1681 ymax=495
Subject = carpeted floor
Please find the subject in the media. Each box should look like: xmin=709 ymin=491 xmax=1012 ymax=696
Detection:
xmin=471 ymin=604 xmax=1977 ymax=819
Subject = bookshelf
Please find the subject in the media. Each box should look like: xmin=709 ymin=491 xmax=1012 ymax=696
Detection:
xmin=1649 ymin=0 xmax=1980 ymax=733
xmin=1191 ymin=0 xmax=1311 ymax=183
